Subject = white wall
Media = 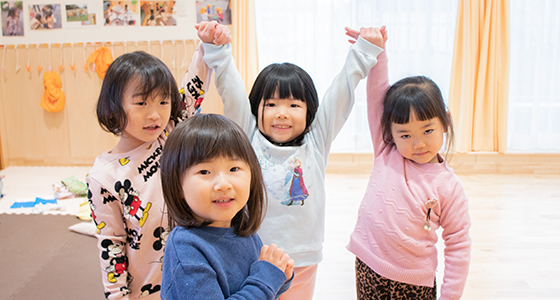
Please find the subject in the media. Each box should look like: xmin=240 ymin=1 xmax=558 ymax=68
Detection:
xmin=1 ymin=0 xmax=198 ymax=45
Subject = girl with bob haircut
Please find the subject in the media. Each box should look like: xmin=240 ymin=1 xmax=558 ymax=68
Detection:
xmin=160 ymin=114 xmax=294 ymax=299
xmin=195 ymin=21 xmax=386 ymax=299
xmin=96 ymin=51 xmax=182 ymax=135
xmin=248 ymin=62 xmax=319 ymax=146
xmin=87 ymin=23 xmax=230 ymax=300
xmin=381 ymin=76 xmax=455 ymax=158
xmin=345 ymin=28 xmax=471 ymax=300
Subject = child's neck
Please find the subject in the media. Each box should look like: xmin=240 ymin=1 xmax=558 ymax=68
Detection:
xmin=261 ymin=131 xmax=305 ymax=147
xmin=111 ymin=135 xmax=150 ymax=154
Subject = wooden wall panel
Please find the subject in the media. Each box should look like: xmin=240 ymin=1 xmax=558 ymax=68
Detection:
xmin=0 ymin=40 xmax=222 ymax=168
xmin=63 ymin=44 xmax=119 ymax=165
xmin=1 ymin=45 xmax=71 ymax=165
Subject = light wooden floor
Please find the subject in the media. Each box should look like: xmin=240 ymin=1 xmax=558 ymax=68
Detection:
xmin=1 ymin=167 xmax=559 ymax=299
xmin=315 ymin=172 xmax=560 ymax=299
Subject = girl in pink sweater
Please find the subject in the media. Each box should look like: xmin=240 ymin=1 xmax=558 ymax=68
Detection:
xmin=346 ymin=28 xmax=471 ymax=300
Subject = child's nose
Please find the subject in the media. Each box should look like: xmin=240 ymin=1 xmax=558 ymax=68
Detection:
xmin=413 ymin=138 xmax=425 ymax=149
xmin=276 ymin=106 xmax=288 ymax=118
xmin=147 ymin=109 xmax=160 ymax=120
xmin=213 ymin=173 xmax=233 ymax=191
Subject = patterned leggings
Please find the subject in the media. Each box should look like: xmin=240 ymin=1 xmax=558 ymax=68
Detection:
xmin=355 ymin=257 xmax=437 ymax=300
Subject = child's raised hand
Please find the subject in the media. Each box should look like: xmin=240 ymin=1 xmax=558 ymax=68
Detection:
xmin=194 ymin=21 xmax=223 ymax=44
xmin=345 ymin=27 xmax=360 ymax=44
xmin=345 ymin=26 xmax=388 ymax=49
xmin=213 ymin=24 xmax=232 ymax=45
xmin=195 ymin=21 xmax=218 ymax=43
xmin=259 ymin=244 xmax=294 ymax=281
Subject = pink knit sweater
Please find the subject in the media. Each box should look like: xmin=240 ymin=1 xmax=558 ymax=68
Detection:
xmin=346 ymin=51 xmax=471 ymax=300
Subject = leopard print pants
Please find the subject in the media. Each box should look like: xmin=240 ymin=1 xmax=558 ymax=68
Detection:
xmin=355 ymin=257 xmax=437 ymax=300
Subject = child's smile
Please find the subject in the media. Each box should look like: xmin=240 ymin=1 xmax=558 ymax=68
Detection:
xmin=258 ymin=95 xmax=307 ymax=144
xmin=182 ymin=156 xmax=251 ymax=228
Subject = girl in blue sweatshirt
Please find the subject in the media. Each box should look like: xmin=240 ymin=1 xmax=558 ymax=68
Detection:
xmin=160 ymin=114 xmax=294 ymax=299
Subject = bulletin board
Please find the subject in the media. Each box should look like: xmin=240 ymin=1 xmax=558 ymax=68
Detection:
xmin=1 ymin=0 xmax=198 ymax=44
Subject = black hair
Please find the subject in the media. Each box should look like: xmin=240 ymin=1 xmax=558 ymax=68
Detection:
xmin=160 ymin=114 xmax=266 ymax=237
xmin=248 ymin=62 xmax=319 ymax=146
xmin=381 ymin=75 xmax=454 ymax=156
xmin=96 ymin=51 xmax=181 ymax=135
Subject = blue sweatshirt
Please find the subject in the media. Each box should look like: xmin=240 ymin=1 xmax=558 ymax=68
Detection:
xmin=162 ymin=226 xmax=291 ymax=299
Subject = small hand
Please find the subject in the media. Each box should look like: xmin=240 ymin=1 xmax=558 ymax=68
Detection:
xmin=213 ymin=24 xmax=232 ymax=45
xmin=345 ymin=25 xmax=388 ymax=48
xmin=284 ymin=257 xmax=295 ymax=281
xmin=195 ymin=21 xmax=231 ymax=45
xmin=345 ymin=27 xmax=360 ymax=44
xmin=195 ymin=21 xmax=218 ymax=44
xmin=259 ymin=244 xmax=294 ymax=281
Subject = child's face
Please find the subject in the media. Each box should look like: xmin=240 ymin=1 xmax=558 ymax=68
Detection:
xmin=258 ymin=93 xmax=307 ymax=144
xmin=120 ymin=80 xmax=171 ymax=151
xmin=391 ymin=111 xmax=445 ymax=164
xmin=182 ymin=156 xmax=251 ymax=228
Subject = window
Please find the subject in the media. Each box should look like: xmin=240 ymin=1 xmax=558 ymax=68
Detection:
xmin=507 ymin=0 xmax=560 ymax=152
xmin=256 ymin=0 xmax=560 ymax=153
xmin=255 ymin=0 xmax=457 ymax=152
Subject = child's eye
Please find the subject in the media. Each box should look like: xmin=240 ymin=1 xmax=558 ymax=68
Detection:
xmin=134 ymin=101 xmax=147 ymax=106
xmin=290 ymin=103 xmax=300 ymax=108
xmin=265 ymin=102 xmax=276 ymax=107
xmin=160 ymin=100 xmax=170 ymax=105
xmin=401 ymin=134 xmax=411 ymax=139
xmin=230 ymin=166 xmax=240 ymax=172
xmin=198 ymin=170 xmax=210 ymax=175
xmin=424 ymin=129 xmax=434 ymax=134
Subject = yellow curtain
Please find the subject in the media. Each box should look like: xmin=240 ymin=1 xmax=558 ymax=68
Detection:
xmin=230 ymin=0 xmax=259 ymax=94
xmin=449 ymin=0 xmax=510 ymax=153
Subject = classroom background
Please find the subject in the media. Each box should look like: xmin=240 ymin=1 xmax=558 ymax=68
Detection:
xmin=0 ymin=0 xmax=559 ymax=299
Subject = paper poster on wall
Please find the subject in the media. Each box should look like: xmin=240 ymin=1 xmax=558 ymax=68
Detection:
xmin=29 ymin=4 xmax=62 ymax=29
xmin=1 ymin=1 xmax=24 ymax=36
xmin=65 ymin=2 xmax=97 ymax=27
xmin=196 ymin=0 xmax=231 ymax=25
xmin=140 ymin=1 xmax=176 ymax=26
xmin=103 ymin=1 xmax=139 ymax=26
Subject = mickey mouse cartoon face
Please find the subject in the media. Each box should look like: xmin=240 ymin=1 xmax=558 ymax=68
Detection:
xmin=101 ymin=239 xmax=125 ymax=259
xmin=115 ymin=180 xmax=138 ymax=206
xmin=114 ymin=180 xmax=151 ymax=227
xmin=100 ymin=239 xmax=128 ymax=283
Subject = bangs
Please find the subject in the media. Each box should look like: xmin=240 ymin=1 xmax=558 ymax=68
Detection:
xmin=134 ymin=66 xmax=175 ymax=101
xmin=261 ymin=66 xmax=306 ymax=102
xmin=387 ymin=83 xmax=442 ymax=125
xmin=189 ymin=128 xmax=251 ymax=166
xmin=178 ymin=116 xmax=255 ymax=173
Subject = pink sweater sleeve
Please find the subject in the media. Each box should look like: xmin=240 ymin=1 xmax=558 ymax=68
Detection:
xmin=366 ymin=50 xmax=389 ymax=156
xmin=439 ymin=176 xmax=472 ymax=300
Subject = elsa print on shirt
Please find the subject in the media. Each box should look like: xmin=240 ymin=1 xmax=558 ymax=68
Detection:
xmin=283 ymin=158 xmax=309 ymax=206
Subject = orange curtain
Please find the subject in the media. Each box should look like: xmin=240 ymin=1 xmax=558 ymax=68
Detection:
xmin=230 ymin=0 xmax=259 ymax=93
xmin=449 ymin=0 xmax=510 ymax=153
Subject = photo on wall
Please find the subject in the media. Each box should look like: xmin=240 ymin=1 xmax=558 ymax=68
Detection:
xmin=66 ymin=2 xmax=97 ymax=27
xmin=196 ymin=0 xmax=231 ymax=25
xmin=139 ymin=1 xmax=176 ymax=26
xmin=1 ymin=1 xmax=24 ymax=36
xmin=103 ymin=0 xmax=139 ymax=26
xmin=29 ymin=4 xmax=63 ymax=30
